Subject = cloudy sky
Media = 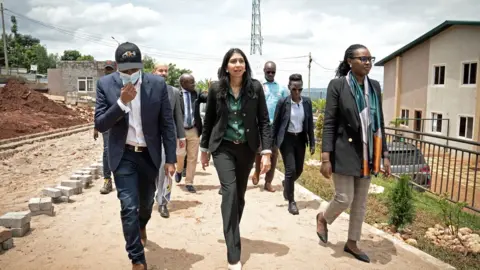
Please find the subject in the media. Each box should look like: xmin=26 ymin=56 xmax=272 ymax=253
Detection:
xmin=3 ymin=0 xmax=480 ymax=88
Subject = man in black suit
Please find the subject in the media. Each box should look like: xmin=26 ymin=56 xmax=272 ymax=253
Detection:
xmin=94 ymin=42 xmax=176 ymax=270
xmin=272 ymin=73 xmax=315 ymax=215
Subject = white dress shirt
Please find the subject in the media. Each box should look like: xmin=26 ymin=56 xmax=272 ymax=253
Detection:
xmin=287 ymin=98 xmax=305 ymax=133
xmin=116 ymin=76 xmax=147 ymax=147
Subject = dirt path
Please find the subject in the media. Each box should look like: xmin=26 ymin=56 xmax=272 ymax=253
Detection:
xmin=0 ymin=131 xmax=453 ymax=269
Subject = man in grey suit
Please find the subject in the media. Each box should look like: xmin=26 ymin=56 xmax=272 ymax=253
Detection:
xmin=153 ymin=63 xmax=185 ymax=218
xmin=95 ymin=42 xmax=176 ymax=270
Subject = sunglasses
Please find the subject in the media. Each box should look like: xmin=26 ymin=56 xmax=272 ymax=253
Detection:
xmin=351 ymin=56 xmax=376 ymax=63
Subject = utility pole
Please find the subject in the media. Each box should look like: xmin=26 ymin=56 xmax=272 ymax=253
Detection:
xmin=1 ymin=2 xmax=8 ymax=74
xmin=250 ymin=0 xmax=263 ymax=55
xmin=308 ymin=52 xmax=312 ymax=97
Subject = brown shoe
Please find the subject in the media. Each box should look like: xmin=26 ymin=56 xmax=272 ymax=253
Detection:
xmin=264 ymin=182 xmax=276 ymax=192
xmin=251 ymin=172 xmax=260 ymax=185
xmin=140 ymin=228 xmax=147 ymax=247
xmin=132 ymin=263 xmax=147 ymax=270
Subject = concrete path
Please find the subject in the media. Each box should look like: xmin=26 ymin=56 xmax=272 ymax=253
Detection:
xmin=0 ymin=136 xmax=454 ymax=269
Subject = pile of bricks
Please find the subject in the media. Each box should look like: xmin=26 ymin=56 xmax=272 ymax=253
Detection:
xmin=0 ymin=162 xmax=105 ymax=253
xmin=0 ymin=211 xmax=31 ymax=238
xmin=0 ymin=227 xmax=13 ymax=250
xmin=28 ymin=197 xmax=55 ymax=216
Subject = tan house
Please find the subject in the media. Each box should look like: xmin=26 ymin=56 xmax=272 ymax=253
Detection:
xmin=376 ymin=20 xmax=480 ymax=149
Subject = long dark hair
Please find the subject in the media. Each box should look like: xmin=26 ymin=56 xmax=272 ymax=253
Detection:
xmin=336 ymin=44 xmax=367 ymax=77
xmin=217 ymin=48 xmax=255 ymax=99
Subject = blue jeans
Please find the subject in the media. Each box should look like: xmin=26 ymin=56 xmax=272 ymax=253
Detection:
xmin=113 ymin=149 xmax=158 ymax=265
xmin=102 ymin=131 xmax=112 ymax=179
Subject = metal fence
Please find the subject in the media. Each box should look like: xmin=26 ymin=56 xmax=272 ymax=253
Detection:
xmin=385 ymin=127 xmax=480 ymax=212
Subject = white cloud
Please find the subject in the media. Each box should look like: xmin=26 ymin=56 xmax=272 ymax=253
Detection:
xmin=2 ymin=0 xmax=480 ymax=89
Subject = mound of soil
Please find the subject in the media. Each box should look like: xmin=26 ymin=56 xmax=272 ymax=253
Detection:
xmin=0 ymin=80 xmax=90 ymax=140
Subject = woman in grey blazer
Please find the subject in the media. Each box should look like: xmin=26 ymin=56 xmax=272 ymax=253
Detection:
xmin=316 ymin=44 xmax=391 ymax=263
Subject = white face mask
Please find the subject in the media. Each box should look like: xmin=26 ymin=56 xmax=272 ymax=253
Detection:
xmin=119 ymin=70 xmax=141 ymax=85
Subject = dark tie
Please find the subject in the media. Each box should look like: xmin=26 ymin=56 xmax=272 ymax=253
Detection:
xmin=186 ymin=92 xmax=192 ymax=126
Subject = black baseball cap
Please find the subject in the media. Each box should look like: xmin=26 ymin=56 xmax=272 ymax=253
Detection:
xmin=115 ymin=42 xmax=143 ymax=71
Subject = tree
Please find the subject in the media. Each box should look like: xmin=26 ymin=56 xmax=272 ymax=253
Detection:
xmin=196 ymin=78 xmax=212 ymax=91
xmin=166 ymin=63 xmax=191 ymax=88
xmin=77 ymin=55 xmax=94 ymax=61
xmin=61 ymin=50 xmax=82 ymax=61
xmin=388 ymin=174 xmax=415 ymax=229
xmin=142 ymin=55 xmax=156 ymax=73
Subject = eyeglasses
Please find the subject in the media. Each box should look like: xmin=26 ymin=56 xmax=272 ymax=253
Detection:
xmin=265 ymin=71 xmax=275 ymax=75
xmin=351 ymin=56 xmax=375 ymax=63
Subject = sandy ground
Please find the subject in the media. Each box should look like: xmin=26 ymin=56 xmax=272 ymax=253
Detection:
xmin=0 ymin=131 xmax=451 ymax=269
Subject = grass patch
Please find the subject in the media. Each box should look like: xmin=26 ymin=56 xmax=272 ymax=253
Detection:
xmin=277 ymin=153 xmax=480 ymax=270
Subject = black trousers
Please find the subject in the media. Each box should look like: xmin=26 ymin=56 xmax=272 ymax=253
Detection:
xmin=280 ymin=132 xmax=306 ymax=202
xmin=212 ymin=140 xmax=256 ymax=264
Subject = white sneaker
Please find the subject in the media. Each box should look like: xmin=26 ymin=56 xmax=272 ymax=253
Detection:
xmin=228 ymin=261 xmax=242 ymax=270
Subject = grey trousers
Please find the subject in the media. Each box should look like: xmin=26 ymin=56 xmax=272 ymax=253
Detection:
xmin=323 ymin=173 xmax=371 ymax=241
xmin=155 ymin=149 xmax=169 ymax=206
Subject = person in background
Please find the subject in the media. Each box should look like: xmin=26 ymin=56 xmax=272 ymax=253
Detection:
xmin=272 ymin=73 xmax=315 ymax=215
xmin=175 ymin=74 xmax=202 ymax=193
xmin=251 ymin=61 xmax=289 ymax=192
xmin=316 ymin=44 xmax=391 ymax=263
xmin=93 ymin=60 xmax=117 ymax=195
xmin=94 ymin=42 xmax=177 ymax=270
xmin=153 ymin=63 xmax=185 ymax=218
xmin=200 ymin=48 xmax=272 ymax=270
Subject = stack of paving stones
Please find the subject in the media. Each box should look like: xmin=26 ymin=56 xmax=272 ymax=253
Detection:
xmin=0 ymin=227 xmax=13 ymax=250
xmin=28 ymin=197 xmax=55 ymax=216
xmin=0 ymin=211 xmax=31 ymax=238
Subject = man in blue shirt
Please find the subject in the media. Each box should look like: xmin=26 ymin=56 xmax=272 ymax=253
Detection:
xmin=251 ymin=61 xmax=288 ymax=192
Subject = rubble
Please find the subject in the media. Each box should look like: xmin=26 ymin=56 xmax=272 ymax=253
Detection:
xmin=0 ymin=80 xmax=90 ymax=140
xmin=424 ymin=224 xmax=480 ymax=254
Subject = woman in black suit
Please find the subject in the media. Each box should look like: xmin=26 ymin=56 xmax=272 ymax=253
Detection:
xmin=316 ymin=44 xmax=391 ymax=263
xmin=272 ymin=74 xmax=315 ymax=215
xmin=199 ymin=48 xmax=272 ymax=270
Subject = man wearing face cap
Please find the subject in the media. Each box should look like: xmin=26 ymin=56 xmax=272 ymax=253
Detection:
xmin=94 ymin=42 xmax=177 ymax=270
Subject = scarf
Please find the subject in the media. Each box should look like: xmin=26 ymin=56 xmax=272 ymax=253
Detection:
xmin=346 ymin=71 xmax=382 ymax=178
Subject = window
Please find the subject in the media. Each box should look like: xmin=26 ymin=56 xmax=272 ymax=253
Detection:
xmin=462 ymin=62 xmax=477 ymax=85
xmin=431 ymin=113 xmax=442 ymax=133
xmin=458 ymin=116 xmax=474 ymax=139
xmin=400 ymin=109 xmax=409 ymax=125
xmin=433 ymin=65 xmax=445 ymax=85
xmin=78 ymin=77 xmax=94 ymax=92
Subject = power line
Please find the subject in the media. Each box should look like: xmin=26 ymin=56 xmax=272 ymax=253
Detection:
xmin=4 ymin=8 xmax=309 ymax=62
xmin=312 ymin=59 xmax=336 ymax=71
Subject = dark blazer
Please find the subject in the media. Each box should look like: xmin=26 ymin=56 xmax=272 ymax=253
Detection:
xmin=194 ymin=91 xmax=208 ymax=135
xmin=94 ymin=72 xmax=177 ymax=171
xmin=272 ymin=96 xmax=315 ymax=149
xmin=200 ymin=79 xmax=272 ymax=153
xmin=322 ymin=76 xmax=388 ymax=177
xmin=166 ymin=85 xmax=185 ymax=139
xmin=180 ymin=89 xmax=205 ymax=137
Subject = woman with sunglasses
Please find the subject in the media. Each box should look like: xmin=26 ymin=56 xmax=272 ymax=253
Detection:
xmin=316 ymin=44 xmax=391 ymax=263
xmin=272 ymin=73 xmax=315 ymax=215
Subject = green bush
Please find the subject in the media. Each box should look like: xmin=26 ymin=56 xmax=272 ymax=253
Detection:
xmin=315 ymin=112 xmax=324 ymax=153
xmin=388 ymin=174 xmax=415 ymax=228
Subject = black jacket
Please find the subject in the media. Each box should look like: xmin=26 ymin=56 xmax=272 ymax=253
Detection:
xmin=322 ymin=76 xmax=388 ymax=177
xmin=180 ymin=89 xmax=206 ymax=137
xmin=200 ymin=79 xmax=272 ymax=153
xmin=272 ymin=96 xmax=315 ymax=149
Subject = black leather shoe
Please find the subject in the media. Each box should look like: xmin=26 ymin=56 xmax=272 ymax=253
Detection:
xmin=186 ymin=185 xmax=196 ymax=193
xmin=344 ymin=244 xmax=370 ymax=263
xmin=288 ymin=201 xmax=299 ymax=215
xmin=159 ymin=204 xmax=169 ymax=218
